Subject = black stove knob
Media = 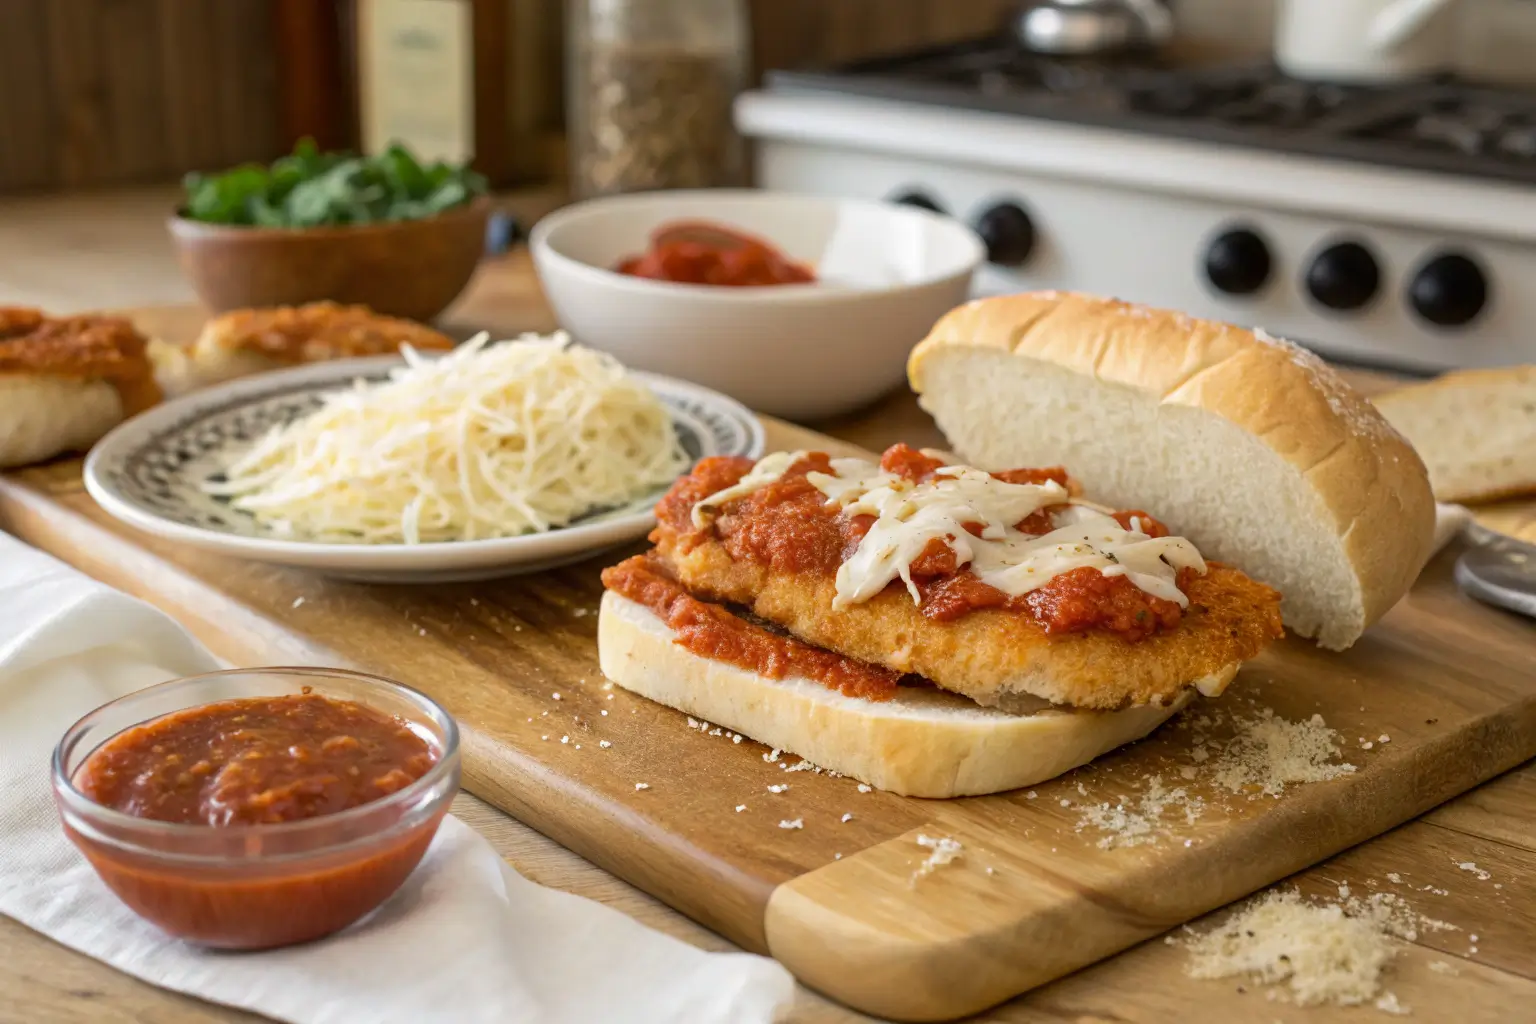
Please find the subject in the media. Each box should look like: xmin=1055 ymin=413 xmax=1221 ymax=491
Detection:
xmin=974 ymin=201 xmax=1035 ymax=266
xmin=1409 ymin=251 xmax=1488 ymax=328
xmin=888 ymin=189 xmax=944 ymax=215
xmin=1203 ymin=226 xmax=1271 ymax=296
xmin=1305 ymin=240 xmax=1380 ymax=312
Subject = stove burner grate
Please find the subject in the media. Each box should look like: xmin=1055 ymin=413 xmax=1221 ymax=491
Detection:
xmin=767 ymin=38 xmax=1536 ymax=185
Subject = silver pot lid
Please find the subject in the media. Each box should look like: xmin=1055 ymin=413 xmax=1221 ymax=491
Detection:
xmin=1011 ymin=0 xmax=1173 ymax=56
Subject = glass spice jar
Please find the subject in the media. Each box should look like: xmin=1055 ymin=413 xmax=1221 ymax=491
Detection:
xmin=566 ymin=0 xmax=749 ymax=198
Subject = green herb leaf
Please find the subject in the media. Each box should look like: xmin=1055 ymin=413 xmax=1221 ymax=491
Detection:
xmin=180 ymin=139 xmax=485 ymax=228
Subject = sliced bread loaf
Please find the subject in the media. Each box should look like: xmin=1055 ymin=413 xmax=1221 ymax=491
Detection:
xmin=1374 ymin=365 xmax=1536 ymax=504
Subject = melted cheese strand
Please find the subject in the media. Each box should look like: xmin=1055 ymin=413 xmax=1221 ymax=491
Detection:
xmin=698 ymin=451 xmax=1207 ymax=610
xmin=691 ymin=450 xmax=806 ymax=528
xmin=205 ymin=332 xmax=688 ymax=544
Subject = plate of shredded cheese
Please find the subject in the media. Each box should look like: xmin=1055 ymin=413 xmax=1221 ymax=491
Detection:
xmin=84 ymin=332 xmax=763 ymax=582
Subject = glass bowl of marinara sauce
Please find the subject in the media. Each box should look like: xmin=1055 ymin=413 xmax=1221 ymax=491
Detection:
xmin=51 ymin=667 xmax=460 ymax=950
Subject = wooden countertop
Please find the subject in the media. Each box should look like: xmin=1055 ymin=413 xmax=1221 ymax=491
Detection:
xmin=1 ymin=191 xmax=1534 ymax=1024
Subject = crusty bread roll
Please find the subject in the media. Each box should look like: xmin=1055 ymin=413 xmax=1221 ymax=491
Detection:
xmin=598 ymin=592 xmax=1188 ymax=798
xmin=155 ymin=302 xmax=455 ymax=396
xmin=0 ymin=308 xmax=161 ymax=469
xmin=0 ymin=376 xmax=123 ymax=468
xmin=1374 ymin=365 xmax=1536 ymax=504
xmin=908 ymin=292 xmax=1436 ymax=650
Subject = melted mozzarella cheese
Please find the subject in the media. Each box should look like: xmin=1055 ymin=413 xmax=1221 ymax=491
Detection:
xmin=812 ymin=465 xmax=1069 ymax=607
xmin=691 ymin=450 xmax=806 ymax=528
xmin=692 ymin=451 xmax=1208 ymax=611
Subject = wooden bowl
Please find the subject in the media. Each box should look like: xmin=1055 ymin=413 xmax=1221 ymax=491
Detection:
xmin=167 ymin=198 xmax=491 ymax=322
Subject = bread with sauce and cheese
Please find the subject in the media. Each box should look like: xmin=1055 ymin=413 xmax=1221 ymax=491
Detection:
xmin=0 ymin=308 xmax=162 ymax=468
xmin=1373 ymin=365 xmax=1536 ymax=504
xmin=597 ymin=444 xmax=1286 ymax=795
xmin=908 ymin=292 xmax=1437 ymax=650
xmin=152 ymin=302 xmax=455 ymax=396
xmin=599 ymin=590 xmax=1191 ymax=798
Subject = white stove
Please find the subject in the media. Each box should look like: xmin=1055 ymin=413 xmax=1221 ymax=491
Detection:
xmin=735 ymin=40 xmax=1536 ymax=373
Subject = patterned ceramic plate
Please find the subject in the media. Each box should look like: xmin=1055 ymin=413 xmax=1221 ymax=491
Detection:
xmin=84 ymin=355 xmax=763 ymax=583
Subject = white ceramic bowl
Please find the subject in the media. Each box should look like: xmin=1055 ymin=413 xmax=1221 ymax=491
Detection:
xmin=529 ymin=190 xmax=984 ymax=420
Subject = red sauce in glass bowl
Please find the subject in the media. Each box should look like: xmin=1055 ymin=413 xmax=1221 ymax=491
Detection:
xmin=75 ymin=692 xmax=437 ymax=826
xmin=615 ymin=221 xmax=815 ymax=287
xmin=58 ymin=681 xmax=456 ymax=950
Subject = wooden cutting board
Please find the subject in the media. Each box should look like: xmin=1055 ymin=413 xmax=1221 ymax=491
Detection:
xmin=3 ymin=316 xmax=1535 ymax=1020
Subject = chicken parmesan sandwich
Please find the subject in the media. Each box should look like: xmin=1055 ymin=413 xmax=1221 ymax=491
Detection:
xmin=597 ymin=293 xmax=1437 ymax=798
xmin=599 ymin=443 xmax=1284 ymax=797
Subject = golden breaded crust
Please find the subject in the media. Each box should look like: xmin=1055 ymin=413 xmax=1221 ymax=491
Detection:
xmin=656 ymin=534 xmax=1282 ymax=710
xmin=0 ymin=308 xmax=160 ymax=414
xmin=193 ymin=302 xmax=454 ymax=365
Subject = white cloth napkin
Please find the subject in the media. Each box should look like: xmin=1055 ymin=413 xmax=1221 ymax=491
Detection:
xmin=0 ymin=533 xmax=795 ymax=1024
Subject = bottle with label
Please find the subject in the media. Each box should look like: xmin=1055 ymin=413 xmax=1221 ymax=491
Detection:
xmin=566 ymin=0 xmax=749 ymax=198
xmin=352 ymin=0 xmax=525 ymax=184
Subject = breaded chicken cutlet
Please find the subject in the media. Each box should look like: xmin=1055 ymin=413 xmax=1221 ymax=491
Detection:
xmin=614 ymin=445 xmax=1284 ymax=712
xmin=0 ymin=307 xmax=161 ymax=468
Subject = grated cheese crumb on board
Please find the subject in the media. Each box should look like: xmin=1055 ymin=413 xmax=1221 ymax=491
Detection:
xmin=634 ymin=782 xmax=649 ymax=791
xmin=910 ymin=834 xmax=964 ymax=884
xmin=779 ymin=818 xmax=803 ymax=830
xmin=1181 ymin=890 xmax=1396 ymax=1008
xmin=1208 ymin=710 xmax=1355 ymax=797
xmin=767 ymin=784 xmax=788 ymax=794
xmin=1455 ymin=861 xmax=1492 ymax=881
xmin=291 ymin=596 xmax=305 ymax=609
xmin=1179 ymin=887 xmax=1457 ymax=1011
xmin=1075 ymin=774 xmax=1205 ymax=849
xmin=857 ymin=783 xmax=872 ymax=793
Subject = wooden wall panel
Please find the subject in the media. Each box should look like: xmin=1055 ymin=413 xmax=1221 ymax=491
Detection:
xmin=208 ymin=0 xmax=279 ymax=166
xmin=0 ymin=0 xmax=278 ymax=195
xmin=748 ymin=0 xmax=1016 ymax=79
xmin=0 ymin=1 xmax=58 ymax=191
xmin=0 ymin=0 xmax=1015 ymax=195
xmin=157 ymin=0 xmax=227 ymax=174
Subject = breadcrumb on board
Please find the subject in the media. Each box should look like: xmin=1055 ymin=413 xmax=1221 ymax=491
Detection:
xmin=910 ymin=835 xmax=963 ymax=885
xmin=1073 ymin=708 xmax=1358 ymax=849
xmin=1075 ymin=774 xmax=1205 ymax=849
xmin=1208 ymin=710 xmax=1355 ymax=797
xmin=1176 ymin=887 xmax=1458 ymax=1013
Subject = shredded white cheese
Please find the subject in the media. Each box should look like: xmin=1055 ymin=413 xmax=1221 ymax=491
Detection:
xmin=206 ymin=332 xmax=688 ymax=543
xmin=695 ymin=451 xmax=1206 ymax=611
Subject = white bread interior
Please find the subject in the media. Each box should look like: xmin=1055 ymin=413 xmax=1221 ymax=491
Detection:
xmin=598 ymin=591 xmax=1189 ymax=798
xmin=908 ymin=293 xmax=1437 ymax=650
xmin=0 ymin=374 xmax=123 ymax=469
xmin=1374 ymin=365 xmax=1536 ymax=504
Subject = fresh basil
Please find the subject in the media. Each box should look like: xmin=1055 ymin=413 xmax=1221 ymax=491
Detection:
xmin=181 ymin=139 xmax=488 ymax=228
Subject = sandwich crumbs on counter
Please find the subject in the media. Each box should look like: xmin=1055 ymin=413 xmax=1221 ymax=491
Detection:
xmin=910 ymin=835 xmax=963 ymax=885
xmin=1073 ymin=706 xmax=1357 ymax=848
xmin=1175 ymin=887 xmax=1459 ymax=1013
